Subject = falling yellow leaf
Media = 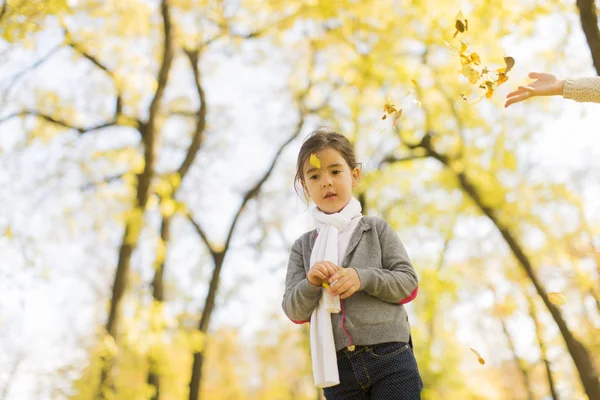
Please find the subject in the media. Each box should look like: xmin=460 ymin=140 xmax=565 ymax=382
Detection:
xmin=504 ymin=56 xmax=515 ymax=72
xmin=548 ymin=292 xmax=566 ymax=305
xmin=4 ymin=226 xmax=12 ymax=239
xmin=470 ymin=52 xmax=481 ymax=65
xmin=454 ymin=10 xmax=467 ymax=37
xmin=497 ymin=72 xmax=509 ymax=86
xmin=309 ymin=153 xmax=321 ymax=169
xmin=469 ymin=347 xmax=485 ymax=365
xmin=461 ymin=64 xmax=480 ymax=84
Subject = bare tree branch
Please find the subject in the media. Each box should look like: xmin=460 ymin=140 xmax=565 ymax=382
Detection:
xmin=178 ymin=49 xmax=208 ymax=178
xmin=379 ymin=154 xmax=428 ymax=168
xmin=1 ymin=43 xmax=63 ymax=104
xmin=62 ymin=23 xmax=125 ymax=124
xmin=188 ymin=112 xmax=307 ymax=400
xmin=0 ymin=110 xmax=117 ymax=134
xmin=80 ymin=174 xmax=125 ymax=191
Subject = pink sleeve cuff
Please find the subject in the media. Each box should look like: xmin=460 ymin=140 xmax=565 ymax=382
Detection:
xmin=399 ymin=287 xmax=418 ymax=304
xmin=290 ymin=319 xmax=309 ymax=324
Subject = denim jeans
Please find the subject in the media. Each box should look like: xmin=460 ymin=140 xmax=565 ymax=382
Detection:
xmin=323 ymin=342 xmax=423 ymax=400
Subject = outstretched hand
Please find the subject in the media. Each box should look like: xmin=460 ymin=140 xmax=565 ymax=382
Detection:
xmin=504 ymin=72 xmax=565 ymax=108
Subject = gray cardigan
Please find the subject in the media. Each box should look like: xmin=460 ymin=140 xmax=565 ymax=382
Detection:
xmin=281 ymin=216 xmax=419 ymax=352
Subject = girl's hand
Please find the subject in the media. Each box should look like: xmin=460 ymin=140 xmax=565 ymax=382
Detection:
xmin=307 ymin=261 xmax=339 ymax=287
xmin=505 ymin=72 xmax=565 ymax=108
xmin=328 ymin=268 xmax=361 ymax=300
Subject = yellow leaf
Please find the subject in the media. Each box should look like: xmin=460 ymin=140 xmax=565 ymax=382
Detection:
xmin=160 ymin=198 xmax=176 ymax=217
xmin=168 ymin=173 xmax=181 ymax=189
xmin=155 ymin=179 xmax=172 ymax=197
xmin=504 ymin=56 xmax=515 ymax=72
xmin=470 ymin=52 xmax=481 ymax=65
xmin=322 ymin=282 xmax=330 ymax=289
xmin=309 ymin=153 xmax=321 ymax=169
xmin=5 ymin=226 xmax=12 ymax=239
xmin=469 ymin=347 xmax=485 ymax=365
xmin=461 ymin=64 xmax=480 ymax=84
xmin=548 ymin=292 xmax=566 ymax=305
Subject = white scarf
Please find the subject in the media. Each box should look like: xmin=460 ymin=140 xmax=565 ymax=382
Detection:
xmin=310 ymin=197 xmax=362 ymax=388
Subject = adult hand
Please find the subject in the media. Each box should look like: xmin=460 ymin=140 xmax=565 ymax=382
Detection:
xmin=328 ymin=268 xmax=361 ymax=300
xmin=505 ymin=72 xmax=565 ymax=108
xmin=307 ymin=261 xmax=340 ymax=287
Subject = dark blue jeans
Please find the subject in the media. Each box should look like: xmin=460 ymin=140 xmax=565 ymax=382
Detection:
xmin=323 ymin=342 xmax=423 ymax=400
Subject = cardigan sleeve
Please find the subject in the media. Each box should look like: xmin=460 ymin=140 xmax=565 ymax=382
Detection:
xmin=563 ymin=77 xmax=600 ymax=103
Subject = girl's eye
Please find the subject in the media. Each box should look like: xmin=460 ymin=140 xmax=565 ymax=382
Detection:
xmin=332 ymin=170 xmax=341 ymax=174
xmin=310 ymin=175 xmax=318 ymax=180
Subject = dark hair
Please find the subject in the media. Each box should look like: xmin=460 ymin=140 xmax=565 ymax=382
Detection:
xmin=294 ymin=127 xmax=360 ymax=203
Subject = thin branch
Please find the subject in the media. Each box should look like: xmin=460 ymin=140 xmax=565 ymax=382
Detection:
xmin=0 ymin=110 xmax=116 ymax=134
xmin=1 ymin=43 xmax=63 ymax=104
xmin=223 ymin=117 xmax=305 ymax=254
xmin=61 ymin=22 xmax=124 ymax=121
xmin=178 ymin=48 xmax=207 ymax=178
xmin=80 ymin=174 xmax=125 ymax=191
xmin=379 ymin=154 xmax=428 ymax=168
xmin=186 ymin=212 xmax=215 ymax=256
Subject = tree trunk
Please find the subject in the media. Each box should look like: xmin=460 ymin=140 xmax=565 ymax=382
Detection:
xmin=98 ymin=0 xmax=174 ymax=396
xmin=189 ymin=252 xmax=225 ymax=400
xmin=147 ymin=216 xmax=171 ymax=400
xmin=421 ymin=144 xmax=600 ymax=399
xmin=576 ymin=0 xmax=600 ymax=75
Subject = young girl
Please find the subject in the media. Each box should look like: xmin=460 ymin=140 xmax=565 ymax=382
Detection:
xmin=281 ymin=128 xmax=423 ymax=399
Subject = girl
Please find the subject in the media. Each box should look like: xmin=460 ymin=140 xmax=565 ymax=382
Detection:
xmin=281 ymin=128 xmax=422 ymax=399
xmin=505 ymin=72 xmax=600 ymax=107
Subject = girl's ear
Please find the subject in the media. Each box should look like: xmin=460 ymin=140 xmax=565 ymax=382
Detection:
xmin=351 ymin=167 xmax=361 ymax=186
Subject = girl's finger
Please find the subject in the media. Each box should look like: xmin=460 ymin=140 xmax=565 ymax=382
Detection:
xmin=528 ymin=72 xmax=547 ymax=80
xmin=331 ymin=280 xmax=353 ymax=296
xmin=520 ymin=85 xmax=535 ymax=93
xmin=340 ymin=286 xmax=357 ymax=299
xmin=328 ymin=268 xmax=347 ymax=283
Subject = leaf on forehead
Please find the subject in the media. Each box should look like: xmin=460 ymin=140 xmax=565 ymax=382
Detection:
xmin=469 ymin=347 xmax=485 ymax=365
xmin=504 ymin=56 xmax=515 ymax=72
xmin=309 ymin=153 xmax=321 ymax=169
xmin=548 ymin=292 xmax=566 ymax=305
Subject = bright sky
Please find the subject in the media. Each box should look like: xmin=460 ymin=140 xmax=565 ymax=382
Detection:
xmin=0 ymin=7 xmax=599 ymax=400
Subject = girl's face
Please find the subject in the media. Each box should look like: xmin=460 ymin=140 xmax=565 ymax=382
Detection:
xmin=302 ymin=147 xmax=360 ymax=214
